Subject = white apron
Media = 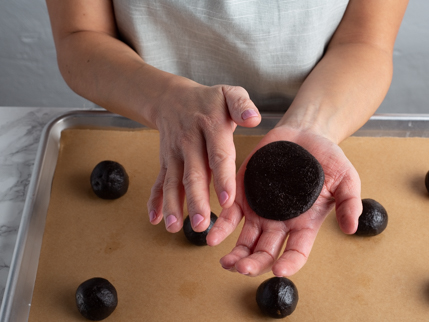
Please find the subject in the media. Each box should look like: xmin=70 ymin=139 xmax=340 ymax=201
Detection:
xmin=112 ymin=0 xmax=349 ymax=111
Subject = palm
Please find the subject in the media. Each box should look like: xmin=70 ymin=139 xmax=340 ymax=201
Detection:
xmin=207 ymin=126 xmax=362 ymax=277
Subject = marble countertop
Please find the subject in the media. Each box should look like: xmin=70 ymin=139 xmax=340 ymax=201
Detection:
xmin=0 ymin=107 xmax=89 ymax=305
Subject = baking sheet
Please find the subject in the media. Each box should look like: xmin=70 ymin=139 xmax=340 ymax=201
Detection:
xmin=31 ymin=131 xmax=429 ymax=321
xmin=3 ymin=111 xmax=429 ymax=321
xmin=28 ymin=129 xmax=264 ymax=321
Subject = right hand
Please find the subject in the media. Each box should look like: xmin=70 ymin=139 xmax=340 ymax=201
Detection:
xmin=146 ymin=78 xmax=261 ymax=233
xmin=207 ymin=126 xmax=362 ymax=277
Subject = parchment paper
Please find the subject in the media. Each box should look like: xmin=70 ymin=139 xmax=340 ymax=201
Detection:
xmin=29 ymin=129 xmax=429 ymax=321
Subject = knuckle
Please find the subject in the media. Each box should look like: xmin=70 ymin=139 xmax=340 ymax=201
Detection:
xmin=188 ymin=197 xmax=210 ymax=215
xmin=220 ymin=214 xmax=238 ymax=229
xmin=147 ymin=198 xmax=158 ymax=211
xmin=149 ymin=185 xmax=163 ymax=204
xmin=195 ymin=112 xmax=220 ymax=133
xmin=176 ymin=130 xmax=194 ymax=147
xmin=182 ymin=168 xmax=207 ymax=188
xmin=255 ymin=250 xmax=276 ymax=263
xmin=147 ymin=190 xmax=161 ymax=210
xmin=289 ymin=248 xmax=308 ymax=260
xmin=208 ymin=147 xmax=235 ymax=172
xmin=163 ymin=175 xmax=181 ymax=191
xmin=148 ymin=169 xmax=167 ymax=206
xmin=231 ymin=96 xmax=251 ymax=113
xmin=223 ymin=85 xmax=244 ymax=97
xmin=149 ymin=184 xmax=162 ymax=201
xmin=176 ymin=127 xmax=202 ymax=151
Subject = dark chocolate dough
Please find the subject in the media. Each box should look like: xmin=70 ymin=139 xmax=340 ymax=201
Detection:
xmin=75 ymin=277 xmax=118 ymax=321
xmin=183 ymin=212 xmax=218 ymax=246
xmin=256 ymin=276 xmax=299 ymax=319
xmin=90 ymin=161 xmax=129 ymax=199
xmin=244 ymin=141 xmax=324 ymax=221
xmin=355 ymin=198 xmax=388 ymax=236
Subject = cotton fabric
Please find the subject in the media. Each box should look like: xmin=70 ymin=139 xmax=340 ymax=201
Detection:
xmin=113 ymin=0 xmax=349 ymax=110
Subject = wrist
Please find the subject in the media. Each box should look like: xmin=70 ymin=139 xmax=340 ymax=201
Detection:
xmin=132 ymin=66 xmax=200 ymax=129
xmin=276 ymin=102 xmax=342 ymax=144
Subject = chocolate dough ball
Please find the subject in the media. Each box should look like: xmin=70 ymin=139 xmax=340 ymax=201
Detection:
xmin=76 ymin=277 xmax=118 ymax=321
xmin=183 ymin=212 xmax=218 ymax=246
xmin=355 ymin=199 xmax=388 ymax=236
xmin=244 ymin=141 xmax=324 ymax=221
xmin=90 ymin=161 xmax=129 ymax=199
xmin=256 ymin=277 xmax=299 ymax=319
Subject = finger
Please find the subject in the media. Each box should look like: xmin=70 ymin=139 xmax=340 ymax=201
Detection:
xmin=272 ymin=227 xmax=318 ymax=277
xmin=222 ymin=85 xmax=261 ymax=128
xmin=218 ymin=216 xmax=262 ymax=273
xmin=219 ymin=245 xmax=251 ymax=273
xmin=233 ymin=224 xmax=288 ymax=276
xmin=333 ymin=168 xmax=362 ymax=234
xmin=206 ymin=202 xmax=243 ymax=246
xmin=205 ymin=126 xmax=236 ymax=209
xmin=182 ymin=143 xmax=212 ymax=232
xmin=147 ymin=165 xmax=166 ymax=225
xmin=162 ymin=156 xmax=185 ymax=233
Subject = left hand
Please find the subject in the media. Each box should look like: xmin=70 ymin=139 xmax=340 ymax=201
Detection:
xmin=206 ymin=125 xmax=362 ymax=277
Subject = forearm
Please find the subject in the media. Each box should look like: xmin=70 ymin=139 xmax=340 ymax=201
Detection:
xmin=278 ymin=42 xmax=392 ymax=144
xmin=56 ymin=31 xmax=191 ymax=128
xmin=278 ymin=0 xmax=408 ymax=144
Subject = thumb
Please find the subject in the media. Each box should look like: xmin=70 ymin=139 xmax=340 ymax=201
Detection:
xmin=334 ymin=168 xmax=362 ymax=234
xmin=222 ymin=85 xmax=261 ymax=128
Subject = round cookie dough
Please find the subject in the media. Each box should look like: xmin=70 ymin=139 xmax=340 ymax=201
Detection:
xmin=256 ymin=276 xmax=299 ymax=319
xmin=183 ymin=212 xmax=218 ymax=246
xmin=355 ymin=198 xmax=388 ymax=236
xmin=244 ymin=141 xmax=324 ymax=221
xmin=75 ymin=277 xmax=118 ymax=321
xmin=90 ymin=161 xmax=129 ymax=200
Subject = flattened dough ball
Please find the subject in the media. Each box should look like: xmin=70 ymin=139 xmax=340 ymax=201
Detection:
xmin=90 ymin=161 xmax=129 ymax=199
xmin=244 ymin=141 xmax=324 ymax=221
xmin=76 ymin=277 xmax=118 ymax=321
xmin=183 ymin=212 xmax=218 ymax=246
xmin=256 ymin=276 xmax=299 ymax=319
xmin=355 ymin=198 xmax=388 ymax=236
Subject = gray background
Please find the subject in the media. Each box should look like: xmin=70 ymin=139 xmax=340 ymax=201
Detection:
xmin=0 ymin=0 xmax=428 ymax=113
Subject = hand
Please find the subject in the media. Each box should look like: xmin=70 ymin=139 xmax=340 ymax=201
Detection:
xmin=207 ymin=126 xmax=362 ymax=277
xmin=146 ymin=78 xmax=261 ymax=233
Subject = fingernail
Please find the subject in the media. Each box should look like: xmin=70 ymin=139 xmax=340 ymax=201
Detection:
xmin=149 ymin=210 xmax=156 ymax=223
xmin=219 ymin=191 xmax=229 ymax=206
xmin=192 ymin=214 xmax=204 ymax=228
xmin=241 ymin=109 xmax=258 ymax=120
xmin=165 ymin=215 xmax=177 ymax=229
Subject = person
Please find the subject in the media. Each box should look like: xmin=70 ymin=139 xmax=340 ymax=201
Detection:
xmin=45 ymin=0 xmax=408 ymax=277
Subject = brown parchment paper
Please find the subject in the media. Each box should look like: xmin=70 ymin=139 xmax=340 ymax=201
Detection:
xmin=29 ymin=129 xmax=429 ymax=321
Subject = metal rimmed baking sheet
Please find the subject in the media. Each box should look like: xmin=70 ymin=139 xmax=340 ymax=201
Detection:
xmin=2 ymin=111 xmax=429 ymax=321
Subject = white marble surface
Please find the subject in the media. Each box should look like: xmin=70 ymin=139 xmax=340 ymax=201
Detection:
xmin=0 ymin=107 xmax=84 ymax=304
